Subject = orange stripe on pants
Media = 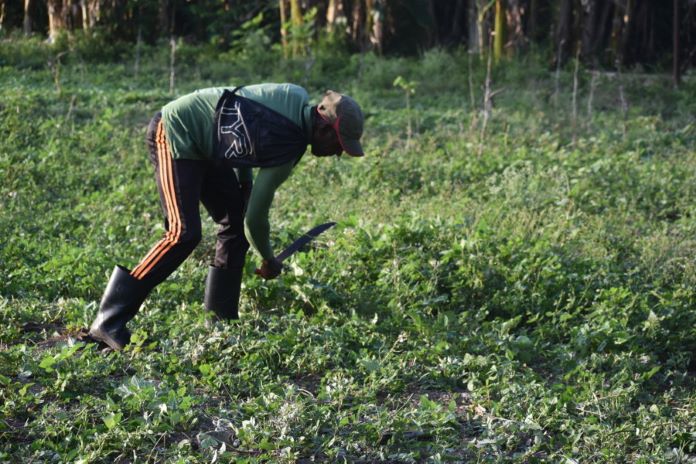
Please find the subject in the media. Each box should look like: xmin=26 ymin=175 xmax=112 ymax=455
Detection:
xmin=131 ymin=121 xmax=183 ymax=280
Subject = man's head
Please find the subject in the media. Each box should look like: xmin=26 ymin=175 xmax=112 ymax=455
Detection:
xmin=311 ymin=91 xmax=364 ymax=157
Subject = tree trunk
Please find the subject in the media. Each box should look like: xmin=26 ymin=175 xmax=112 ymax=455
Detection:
xmin=594 ymin=0 xmax=613 ymax=64
xmin=80 ymin=0 xmax=88 ymax=30
xmin=326 ymin=0 xmax=338 ymax=34
xmin=279 ymin=0 xmax=288 ymax=57
xmin=364 ymin=0 xmax=374 ymax=51
xmin=427 ymin=0 xmax=438 ymax=47
xmin=170 ymin=0 xmax=176 ymax=35
xmin=169 ymin=35 xmax=176 ymax=94
xmin=23 ymin=0 xmax=32 ymax=34
xmin=289 ymin=0 xmax=302 ymax=56
xmin=350 ymin=0 xmax=361 ymax=42
xmin=673 ymin=0 xmax=680 ymax=87
xmin=581 ymin=0 xmax=597 ymax=63
xmin=528 ymin=0 xmax=538 ymax=41
xmin=450 ymin=0 xmax=465 ymax=44
xmin=47 ymin=0 xmax=67 ymax=42
xmin=620 ymin=0 xmax=634 ymax=65
xmin=326 ymin=0 xmax=347 ymax=35
xmin=506 ymin=0 xmax=524 ymax=56
xmin=65 ymin=0 xmax=76 ymax=31
xmin=476 ymin=0 xmax=492 ymax=54
xmin=0 ymin=0 xmax=5 ymax=32
xmin=159 ymin=0 xmax=171 ymax=36
xmin=610 ymin=0 xmax=623 ymax=65
xmin=467 ymin=0 xmax=479 ymax=52
xmin=639 ymin=1 xmax=650 ymax=58
xmin=493 ymin=0 xmax=504 ymax=63
xmin=312 ymin=0 xmax=328 ymax=30
xmin=90 ymin=0 xmax=99 ymax=28
xmin=80 ymin=0 xmax=99 ymax=29
xmin=555 ymin=0 xmax=573 ymax=67
xmin=371 ymin=0 xmax=385 ymax=54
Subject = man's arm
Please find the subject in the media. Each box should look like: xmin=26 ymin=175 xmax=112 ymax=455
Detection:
xmin=243 ymin=161 xmax=295 ymax=261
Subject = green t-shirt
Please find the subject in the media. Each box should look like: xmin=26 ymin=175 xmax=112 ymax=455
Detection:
xmin=161 ymin=83 xmax=313 ymax=160
xmin=160 ymin=84 xmax=315 ymax=261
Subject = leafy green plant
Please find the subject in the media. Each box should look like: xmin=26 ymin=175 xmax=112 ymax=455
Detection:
xmin=0 ymin=41 xmax=694 ymax=462
xmin=393 ymin=75 xmax=418 ymax=145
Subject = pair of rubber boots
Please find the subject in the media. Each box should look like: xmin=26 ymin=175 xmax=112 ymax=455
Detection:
xmin=88 ymin=265 xmax=242 ymax=350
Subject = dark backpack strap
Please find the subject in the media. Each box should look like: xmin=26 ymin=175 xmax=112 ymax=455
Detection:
xmin=213 ymin=87 xmax=308 ymax=167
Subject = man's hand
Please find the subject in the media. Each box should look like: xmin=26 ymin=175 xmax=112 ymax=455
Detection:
xmin=255 ymin=258 xmax=283 ymax=280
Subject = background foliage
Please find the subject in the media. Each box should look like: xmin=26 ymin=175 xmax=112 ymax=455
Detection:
xmin=2 ymin=0 xmax=696 ymax=77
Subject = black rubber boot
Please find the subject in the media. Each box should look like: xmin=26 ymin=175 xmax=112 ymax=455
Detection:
xmin=204 ymin=265 xmax=243 ymax=321
xmin=89 ymin=265 xmax=151 ymax=350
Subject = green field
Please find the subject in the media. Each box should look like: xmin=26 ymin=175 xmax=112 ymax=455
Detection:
xmin=1 ymin=42 xmax=695 ymax=462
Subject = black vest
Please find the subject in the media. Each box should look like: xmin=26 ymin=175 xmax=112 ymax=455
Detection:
xmin=212 ymin=87 xmax=308 ymax=167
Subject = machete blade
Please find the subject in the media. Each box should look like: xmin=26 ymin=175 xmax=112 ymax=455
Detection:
xmin=275 ymin=222 xmax=337 ymax=263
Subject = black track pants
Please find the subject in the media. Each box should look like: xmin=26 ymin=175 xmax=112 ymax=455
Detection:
xmin=130 ymin=113 xmax=249 ymax=287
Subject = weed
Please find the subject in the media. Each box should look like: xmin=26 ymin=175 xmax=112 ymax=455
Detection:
xmin=1 ymin=42 xmax=694 ymax=462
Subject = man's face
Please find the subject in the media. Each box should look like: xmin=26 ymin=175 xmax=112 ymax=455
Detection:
xmin=311 ymin=113 xmax=343 ymax=157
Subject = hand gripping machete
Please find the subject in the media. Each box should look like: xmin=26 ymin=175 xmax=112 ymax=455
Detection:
xmin=275 ymin=222 xmax=337 ymax=263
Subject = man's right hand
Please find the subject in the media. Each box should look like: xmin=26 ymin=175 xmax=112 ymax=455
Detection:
xmin=255 ymin=258 xmax=283 ymax=280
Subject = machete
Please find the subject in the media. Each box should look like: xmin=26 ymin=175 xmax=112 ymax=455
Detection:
xmin=275 ymin=222 xmax=337 ymax=262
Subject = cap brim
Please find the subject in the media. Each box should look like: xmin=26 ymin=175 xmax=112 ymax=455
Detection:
xmin=340 ymin=138 xmax=364 ymax=157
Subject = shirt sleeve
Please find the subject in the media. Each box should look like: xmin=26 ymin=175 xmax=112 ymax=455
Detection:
xmin=244 ymin=160 xmax=295 ymax=260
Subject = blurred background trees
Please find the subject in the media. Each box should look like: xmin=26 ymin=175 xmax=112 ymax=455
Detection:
xmin=1 ymin=0 xmax=694 ymax=79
